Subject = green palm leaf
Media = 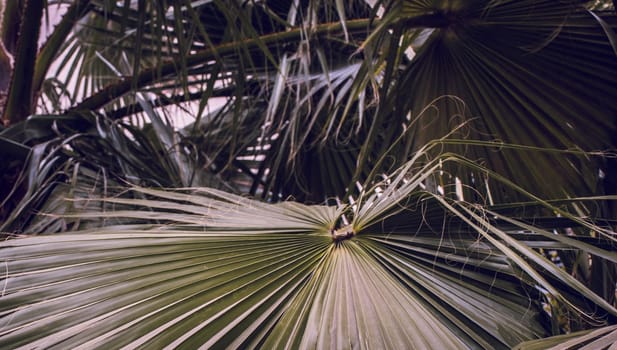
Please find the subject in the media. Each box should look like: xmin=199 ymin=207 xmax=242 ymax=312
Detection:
xmin=379 ymin=0 xmax=617 ymax=201
xmin=0 ymin=195 xmax=533 ymax=349
xmin=2 ymin=155 xmax=616 ymax=348
xmin=514 ymin=325 xmax=617 ymax=350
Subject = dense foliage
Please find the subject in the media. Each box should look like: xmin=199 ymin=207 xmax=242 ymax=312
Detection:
xmin=1 ymin=0 xmax=616 ymax=348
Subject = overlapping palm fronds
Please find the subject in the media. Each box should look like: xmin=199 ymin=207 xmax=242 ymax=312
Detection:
xmin=1 ymin=146 xmax=616 ymax=348
xmin=4 ymin=0 xmax=616 ymax=202
xmin=1 ymin=0 xmax=617 ymax=348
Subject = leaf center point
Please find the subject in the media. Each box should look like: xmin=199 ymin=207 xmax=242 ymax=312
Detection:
xmin=331 ymin=224 xmax=355 ymax=243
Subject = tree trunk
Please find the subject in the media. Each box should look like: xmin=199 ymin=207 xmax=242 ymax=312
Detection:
xmin=0 ymin=0 xmax=14 ymax=122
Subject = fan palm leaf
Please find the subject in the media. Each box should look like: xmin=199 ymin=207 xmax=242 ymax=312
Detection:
xmin=363 ymin=0 xmax=617 ymax=202
xmin=2 ymin=151 xmax=617 ymax=349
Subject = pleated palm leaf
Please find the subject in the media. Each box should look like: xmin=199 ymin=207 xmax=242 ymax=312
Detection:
xmin=1 ymin=0 xmax=617 ymax=348
xmin=349 ymin=0 xmax=617 ymax=204
xmin=515 ymin=324 xmax=617 ymax=349
xmin=2 ymin=149 xmax=616 ymax=349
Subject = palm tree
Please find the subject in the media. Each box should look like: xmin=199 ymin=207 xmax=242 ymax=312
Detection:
xmin=1 ymin=0 xmax=616 ymax=348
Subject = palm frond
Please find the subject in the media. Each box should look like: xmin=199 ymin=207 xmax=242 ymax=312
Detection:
xmin=514 ymin=324 xmax=617 ymax=350
xmin=2 ymin=150 xmax=617 ymax=348
xmin=379 ymin=0 xmax=617 ymax=201
xmin=2 ymin=2 xmax=617 ymax=347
